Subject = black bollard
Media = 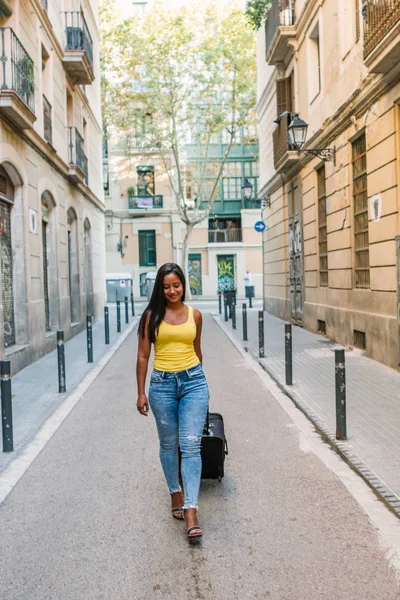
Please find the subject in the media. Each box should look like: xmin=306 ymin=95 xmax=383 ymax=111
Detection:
xmin=218 ymin=291 xmax=222 ymax=315
xmin=131 ymin=292 xmax=135 ymax=317
xmin=258 ymin=311 xmax=265 ymax=358
xmin=242 ymin=303 xmax=248 ymax=342
xmin=116 ymin=300 xmax=121 ymax=333
xmin=224 ymin=296 xmax=228 ymax=322
xmin=285 ymin=323 xmax=293 ymax=385
xmin=87 ymin=315 xmax=93 ymax=363
xmin=57 ymin=330 xmax=66 ymax=393
xmin=124 ymin=296 xmax=129 ymax=324
xmin=1 ymin=360 xmax=13 ymax=452
xmin=232 ymin=302 xmax=236 ymax=330
xmin=335 ymin=349 xmax=347 ymax=440
xmin=104 ymin=307 xmax=110 ymax=345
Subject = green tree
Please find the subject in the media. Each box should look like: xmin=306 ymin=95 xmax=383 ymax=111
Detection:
xmin=101 ymin=0 xmax=257 ymax=291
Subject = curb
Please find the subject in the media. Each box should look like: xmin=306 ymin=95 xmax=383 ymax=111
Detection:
xmin=0 ymin=319 xmax=138 ymax=506
xmin=214 ymin=315 xmax=400 ymax=520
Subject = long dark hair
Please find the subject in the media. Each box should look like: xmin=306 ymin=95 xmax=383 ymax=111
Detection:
xmin=138 ymin=263 xmax=186 ymax=343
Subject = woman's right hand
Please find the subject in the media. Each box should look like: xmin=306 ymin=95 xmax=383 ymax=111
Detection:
xmin=137 ymin=394 xmax=149 ymax=417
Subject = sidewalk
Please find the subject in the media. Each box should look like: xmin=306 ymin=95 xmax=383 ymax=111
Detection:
xmin=218 ymin=307 xmax=400 ymax=516
xmin=0 ymin=306 xmax=138 ymax=473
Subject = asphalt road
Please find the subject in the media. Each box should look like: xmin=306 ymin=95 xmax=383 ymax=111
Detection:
xmin=0 ymin=317 xmax=399 ymax=599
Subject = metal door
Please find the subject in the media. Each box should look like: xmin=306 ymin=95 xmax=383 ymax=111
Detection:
xmin=0 ymin=201 xmax=15 ymax=347
xmin=42 ymin=220 xmax=50 ymax=331
xmin=84 ymin=227 xmax=94 ymax=316
xmin=217 ymin=255 xmax=235 ymax=291
xmin=288 ymin=181 xmax=303 ymax=324
xmin=188 ymin=254 xmax=202 ymax=295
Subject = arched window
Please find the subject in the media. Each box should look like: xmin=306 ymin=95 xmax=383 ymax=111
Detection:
xmin=0 ymin=165 xmax=15 ymax=347
xmin=67 ymin=207 xmax=80 ymax=323
xmin=84 ymin=218 xmax=93 ymax=316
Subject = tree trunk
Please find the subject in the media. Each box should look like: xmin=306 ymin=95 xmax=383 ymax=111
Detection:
xmin=181 ymin=223 xmax=194 ymax=301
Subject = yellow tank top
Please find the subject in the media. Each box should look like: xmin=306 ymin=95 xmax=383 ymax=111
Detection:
xmin=153 ymin=305 xmax=199 ymax=372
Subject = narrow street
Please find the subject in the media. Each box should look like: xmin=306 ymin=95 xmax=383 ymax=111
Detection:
xmin=0 ymin=317 xmax=399 ymax=599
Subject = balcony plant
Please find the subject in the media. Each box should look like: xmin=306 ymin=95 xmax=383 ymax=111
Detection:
xmin=245 ymin=0 xmax=272 ymax=30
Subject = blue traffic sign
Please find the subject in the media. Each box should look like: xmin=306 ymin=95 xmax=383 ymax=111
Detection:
xmin=254 ymin=221 xmax=266 ymax=233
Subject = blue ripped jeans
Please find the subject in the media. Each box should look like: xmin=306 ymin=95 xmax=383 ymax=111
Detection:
xmin=149 ymin=364 xmax=209 ymax=510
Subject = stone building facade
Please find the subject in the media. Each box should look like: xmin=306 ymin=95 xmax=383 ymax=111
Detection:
xmin=104 ymin=132 xmax=262 ymax=299
xmin=257 ymin=0 xmax=400 ymax=368
xmin=0 ymin=0 xmax=104 ymax=373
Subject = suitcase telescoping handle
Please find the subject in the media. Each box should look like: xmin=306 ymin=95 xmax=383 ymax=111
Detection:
xmin=206 ymin=409 xmax=210 ymax=434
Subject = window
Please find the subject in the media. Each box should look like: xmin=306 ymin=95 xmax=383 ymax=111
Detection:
xmin=223 ymin=162 xmax=241 ymax=200
xmin=276 ymin=72 xmax=294 ymax=118
xmin=137 ymin=166 xmax=155 ymax=196
xmin=352 ymin=134 xmax=369 ymax=288
xmin=317 ymin=166 xmax=328 ymax=286
xmin=42 ymin=45 xmax=52 ymax=145
xmin=139 ymin=230 xmax=156 ymax=266
xmin=308 ymin=22 xmax=321 ymax=102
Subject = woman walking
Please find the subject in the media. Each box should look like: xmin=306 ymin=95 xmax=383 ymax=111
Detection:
xmin=136 ymin=263 xmax=209 ymax=541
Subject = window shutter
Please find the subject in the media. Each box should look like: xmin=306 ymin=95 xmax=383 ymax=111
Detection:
xmin=355 ymin=0 xmax=360 ymax=42
xmin=276 ymin=77 xmax=293 ymax=117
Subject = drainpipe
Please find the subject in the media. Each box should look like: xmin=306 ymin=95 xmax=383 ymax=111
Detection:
xmin=167 ymin=213 xmax=177 ymax=251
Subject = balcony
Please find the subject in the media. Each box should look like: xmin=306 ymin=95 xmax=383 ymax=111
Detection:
xmin=128 ymin=195 xmax=163 ymax=209
xmin=208 ymin=229 xmax=242 ymax=244
xmin=62 ymin=12 xmax=94 ymax=85
xmin=273 ymin=112 xmax=299 ymax=172
xmin=0 ymin=28 xmax=36 ymax=129
xmin=67 ymin=127 xmax=88 ymax=184
xmin=265 ymin=0 xmax=296 ymax=67
xmin=363 ymin=0 xmax=400 ymax=73
xmin=43 ymin=95 xmax=52 ymax=145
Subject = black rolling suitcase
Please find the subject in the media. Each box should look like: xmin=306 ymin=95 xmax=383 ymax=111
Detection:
xmin=201 ymin=411 xmax=228 ymax=481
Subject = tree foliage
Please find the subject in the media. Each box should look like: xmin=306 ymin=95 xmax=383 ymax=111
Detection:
xmin=101 ymin=0 xmax=257 ymax=287
xmin=245 ymin=0 xmax=272 ymax=30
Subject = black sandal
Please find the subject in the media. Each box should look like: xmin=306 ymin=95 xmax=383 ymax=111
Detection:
xmin=187 ymin=526 xmax=202 ymax=542
xmin=172 ymin=507 xmax=184 ymax=520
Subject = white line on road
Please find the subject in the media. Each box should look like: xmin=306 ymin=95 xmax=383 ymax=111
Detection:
xmin=0 ymin=319 xmax=138 ymax=507
xmin=215 ymin=316 xmax=400 ymax=578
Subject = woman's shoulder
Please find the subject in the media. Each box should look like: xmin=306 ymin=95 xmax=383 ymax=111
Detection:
xmin=189 ymin=306 xmax=202 ymax=323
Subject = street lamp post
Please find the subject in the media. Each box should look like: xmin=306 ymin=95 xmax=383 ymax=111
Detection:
xmin=287 ymin=113 xmax=336 ymax=164
xmin=242 ymin=178 xmax=253 ymax=202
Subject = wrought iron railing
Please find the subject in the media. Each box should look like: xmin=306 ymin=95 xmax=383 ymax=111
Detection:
xmin=208 ymin=229 xmax=242 ymax=243
xmin=68 ymin=126 xmax=88 ymax=180
xmin=273 ymin=112 xmax=292 ymax=166
xmin=0 ymin=28 xmax=35 ymax=113
xmin=40 ymin=0 xmax=48 ymax=10
xmin=43 ymin=95 xmax=52 ymax=144
xmin=128 ymin=195 xmax=163 ymax=209
xmin=363 ymin=0 xmax=400 ymax=57
xmin=265 ymin=0 xmax=296 ymax=57
xmin=64 ymin=11 xmax=93 ymax=69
